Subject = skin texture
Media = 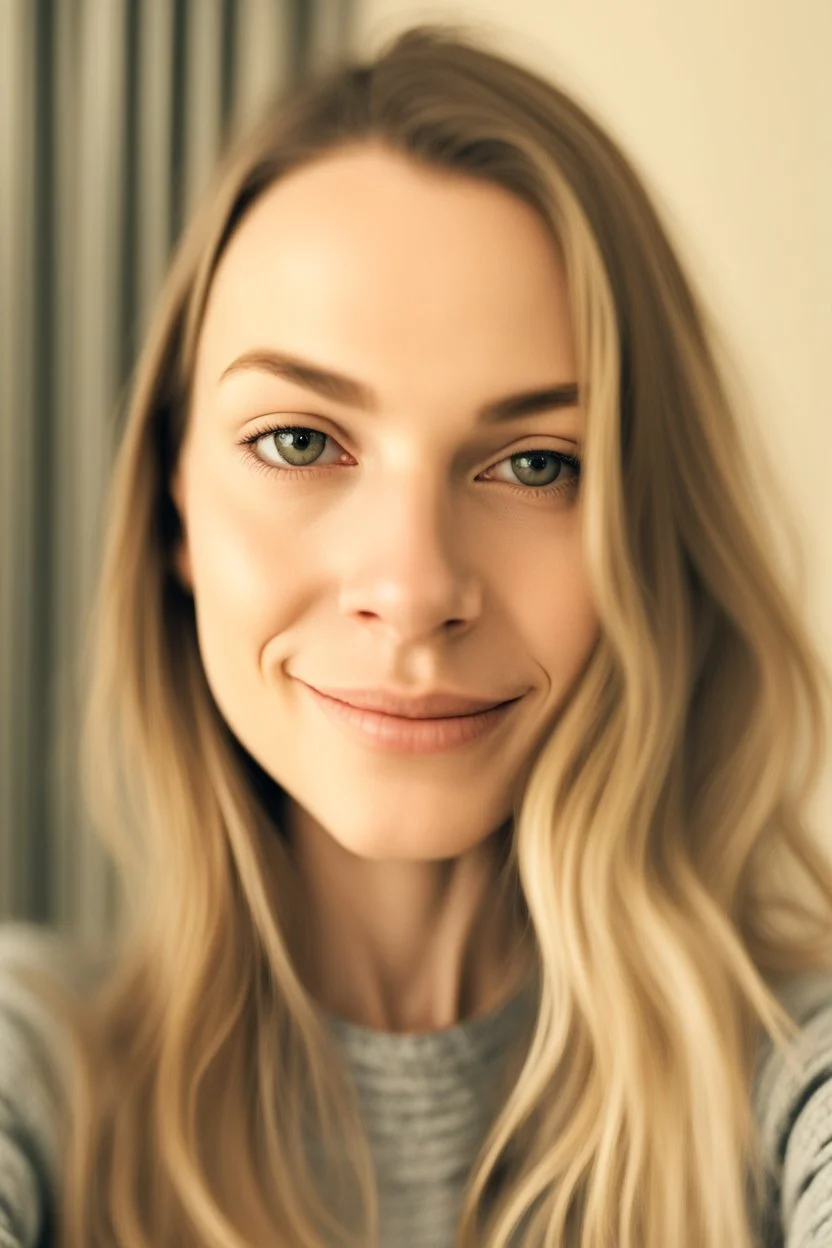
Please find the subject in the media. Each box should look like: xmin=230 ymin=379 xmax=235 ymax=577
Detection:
xmin=171 ymin=142 xmax=600 ymax=1032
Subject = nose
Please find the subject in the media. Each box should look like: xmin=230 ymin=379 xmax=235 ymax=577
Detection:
xmin=335 ymin=475 xmax=483 ymax=645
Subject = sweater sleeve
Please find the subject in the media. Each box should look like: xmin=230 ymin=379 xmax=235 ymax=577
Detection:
xmin=754 ymin=970 xmax=832 ymax=1247
xmin=0 ymin=1005 xmax=51 ymax=1248
xmin=0 ymin=924 xmax=84 ymax=1248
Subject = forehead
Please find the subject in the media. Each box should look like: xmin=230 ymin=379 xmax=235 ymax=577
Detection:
xmin=196 ymin=143 xmax=576 ymax=389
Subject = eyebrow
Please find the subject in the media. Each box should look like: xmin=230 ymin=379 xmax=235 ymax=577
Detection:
xmin=218 ymin=348 xmax=580 ymax=423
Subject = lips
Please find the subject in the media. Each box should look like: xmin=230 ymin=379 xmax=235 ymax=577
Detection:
xmin=295 ymin=682 xmax=520 ymax=719
xmin=299 ymin=681 xmax=524 ymax=754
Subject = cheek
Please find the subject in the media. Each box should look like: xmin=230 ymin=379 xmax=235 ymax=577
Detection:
xmin=509 ymin=529 xmax=599 ymax=682
xmin=184 ymin=475 xmax=317 ymax=674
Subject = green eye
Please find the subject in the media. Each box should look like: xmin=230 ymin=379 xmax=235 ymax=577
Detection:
xmin=268 ymin=428 xmax=327 ymax=466
xmin=510 ymin=452 xmax=563 ymax=487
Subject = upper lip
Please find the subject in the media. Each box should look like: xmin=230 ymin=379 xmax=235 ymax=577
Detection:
xmin=300 ymin=682 xmax=522 ymax=719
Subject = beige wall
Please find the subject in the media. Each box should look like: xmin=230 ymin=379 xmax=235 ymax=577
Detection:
xmin=348 ymin=0 xmax=832 ymax=832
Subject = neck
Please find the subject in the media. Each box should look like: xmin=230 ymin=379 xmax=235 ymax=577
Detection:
xmin=281 ymin=806 xmax=533 ymax=1033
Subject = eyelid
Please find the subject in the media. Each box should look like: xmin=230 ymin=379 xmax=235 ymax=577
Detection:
xmin=240 ymin=412 xmax=351 ymax=445
xmin=238 ymin=416 xmax=581 ymax=460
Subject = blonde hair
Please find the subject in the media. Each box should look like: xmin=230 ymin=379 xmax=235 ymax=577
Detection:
xmin=30 ymin=22 xmax=832 ymax=1247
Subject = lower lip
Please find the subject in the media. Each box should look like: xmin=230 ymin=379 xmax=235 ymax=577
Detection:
xmin=300 ymin=684 xmax=521 ymax=754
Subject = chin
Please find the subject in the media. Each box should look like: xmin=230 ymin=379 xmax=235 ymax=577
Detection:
xmin=329 ymin=822 xmax=492 ymax=864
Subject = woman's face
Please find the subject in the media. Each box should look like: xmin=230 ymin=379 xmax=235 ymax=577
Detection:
xmin=172 ymin=142 xmax=600 ymax=861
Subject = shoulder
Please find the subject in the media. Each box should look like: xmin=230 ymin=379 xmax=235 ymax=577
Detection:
xmin=0 ymin=923 xmax=109 ymax=1248
xmin=0 ymin=921 xmax=100 ymax=1049
xmin=753 ymin=968 xmax=832 ymax=1247
xmin=0 ymin=919 xmax=93 ymax=985
xmin=0 ymin=923 xmax=92 ymax=1248
xmin=0 ymin=918 xmax=100 ymax=1102
xmin=0 ymin=921 xmax=109 ymax=1087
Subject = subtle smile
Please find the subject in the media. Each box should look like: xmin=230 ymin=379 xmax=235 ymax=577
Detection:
xmin=296 ymin=681 xmax=525 ymax=754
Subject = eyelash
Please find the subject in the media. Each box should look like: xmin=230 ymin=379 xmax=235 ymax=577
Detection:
xmin=238 ymin=422 xmax=582 ymax=501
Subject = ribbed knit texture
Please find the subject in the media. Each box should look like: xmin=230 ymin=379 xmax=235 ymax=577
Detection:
xmin=1 ymin=922 xmax=831 ymax=1246
xmin=754 ymin=970 xmax=832 ymax=1247
xmin=320 ymin=978 xmax=537 ymax=1246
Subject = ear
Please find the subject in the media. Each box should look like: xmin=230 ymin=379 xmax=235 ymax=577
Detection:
xmin=169 ymin=469 xmax=193 ymax=592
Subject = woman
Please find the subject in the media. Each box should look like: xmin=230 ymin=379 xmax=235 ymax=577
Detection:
xmin=1 ymin=21 xmax=831 ymax=1248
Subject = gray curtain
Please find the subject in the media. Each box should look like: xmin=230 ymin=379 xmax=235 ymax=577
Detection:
xmin=0 ymin=0 xmax=355 ymax=942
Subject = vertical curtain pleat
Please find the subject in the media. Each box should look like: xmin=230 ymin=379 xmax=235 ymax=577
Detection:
xmin=233 ymin=0 xmax=293 ymax=133
xmin=50 ymin=0 xmax=86 ymax=934
xmin=0 ymin=2 xmax=38 ymax=919
xmin=51 ymin=0 xmax=129 ymax=941
xmin=137 ymin=0 xmax=175 ymax=339
xmin=1 ymin=0 xmax=355 ymax=943
xmin=306 ymin=1 xmax=355 ymax=75
xmin=183 ymin=0 xmax=224 ymax=222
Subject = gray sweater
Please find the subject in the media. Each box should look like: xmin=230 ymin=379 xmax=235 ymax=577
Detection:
xmin=0 ymin=922 xmax=831 ymax=1247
